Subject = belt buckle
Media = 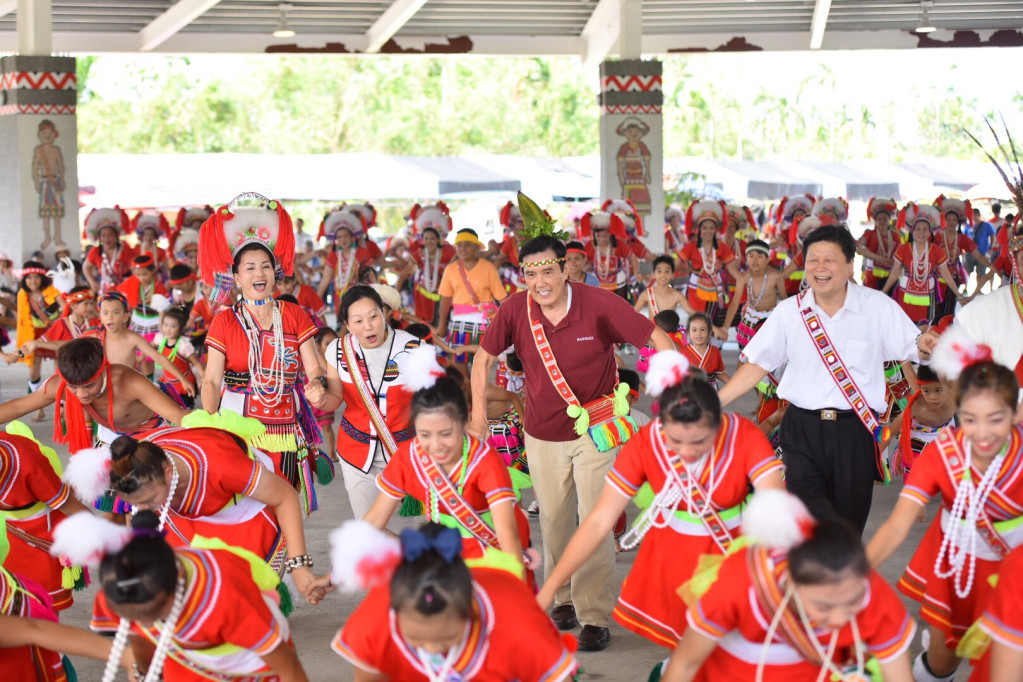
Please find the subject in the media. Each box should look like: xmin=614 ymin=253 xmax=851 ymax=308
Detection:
xmin=821 ymin=409 xmax=837 ymax=421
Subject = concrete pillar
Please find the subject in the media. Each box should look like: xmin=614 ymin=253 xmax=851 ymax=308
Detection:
xmin=598 ymin=58 xmax=664 ymax=252
xmin=0 ymin=54 xmax=79 ymax=263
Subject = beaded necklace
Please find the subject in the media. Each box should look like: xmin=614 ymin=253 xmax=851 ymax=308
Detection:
xmin=239 ymin=299 xmax=288 ymax=406
xmin=701 ymin=243 xmax=718 ymax=275
xmin=747 ymin=271 xmax=769 ymax=309
xmin=911 ymin=242 xmax=930 ymax=283
xmin=336 ymin=247 xmax=357 ymax=293
xmin=594 ymin=244 xmax=613 ymax=281
xmin=427 ymin=437 xmax=471 ymax=522
xmin=103 ymin=570 xmax=187 ymax=682
xmin=934 ymin=439 xmax=1009 ymax=599
xmin=420 ymin=246 xmax=442 ymax=292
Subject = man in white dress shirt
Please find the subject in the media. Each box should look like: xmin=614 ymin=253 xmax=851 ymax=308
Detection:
xmin=719 ymin=226 xmax=931 ymax=531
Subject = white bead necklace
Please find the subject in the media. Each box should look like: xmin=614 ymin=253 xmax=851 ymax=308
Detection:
xmin=595 ymin=244 xmax=613 ymax=280
xmin=747 ymin=271 xmax=769 ymax=309
xmin=103 ymin=570 xmax=187 ymax=682
xmin=911 ymin=242 xmax=930 ymax=283
xmin=618 ymin=421 xmax=717 ymax=550
xmin=934 ymin=439 xmax=1007 ymax=599
xmin=336 ymin=247 xmax=357 ymax=293
xmin=241 ymin=299 xmax=287 ymax=407
xmin=701 ymin=244 xmax=717 ymax=275
xmin=420 ymin=246 xmax=441 ymax=292
xmin=130 ymin=455 xmax=180 ymax=532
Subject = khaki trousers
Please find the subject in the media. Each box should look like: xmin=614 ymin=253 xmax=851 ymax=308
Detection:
xmin=340 ymin=447 xmax=420 ymax=535
xmin=526 ymin=433 xmax=617 ymax=627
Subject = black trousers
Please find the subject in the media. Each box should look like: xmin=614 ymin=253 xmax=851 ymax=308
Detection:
xmin=779 ymin=405 xmax=877 ymax=533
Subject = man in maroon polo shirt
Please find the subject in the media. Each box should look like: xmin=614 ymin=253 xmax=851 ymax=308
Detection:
xmin=469 ymin=235 xmax=673 ymax=651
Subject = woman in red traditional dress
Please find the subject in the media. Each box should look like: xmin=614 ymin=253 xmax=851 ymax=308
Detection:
xmin=580 ymin=210 xmax=638 ymax=299
xmin=883 ymin=203 xmax=962 ymax=324
xmin=867 ymin=327 xmax=1023 ymax=682
xmin=933 ymin=196 xmax=990 ymax=318
xmin=316 ymin=206 xmax=379 ymax=318
xmin=856 ymin=197 xmax=902 ymax=290
xmin=537 ymin=350 xmax=784 ymax=665
xmin=198 ymin=195 xmax=330 ymax=514
xmin=408 ymin=226 xmax=456 ymax=325
xmin=680 ymin=201 xmax=741 ymax=324
xmin=317 ymin=521 xmax=578 ymax=681
xmin=660 ymin=491 xmax=914 ymax=682
xmin=56 ymin=510 xmax=309 ymax=681
xmin=0 ymin=425 xmax=89 ymax=613
xmin=82 ymin=208 xmax=136 ymax=296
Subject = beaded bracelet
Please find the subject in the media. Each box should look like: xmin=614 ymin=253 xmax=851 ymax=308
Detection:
xmin=284 ymin=554 xmax=314 ymax=573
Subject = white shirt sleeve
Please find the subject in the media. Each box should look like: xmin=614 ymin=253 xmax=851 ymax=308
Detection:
xmin=877 ymin=292 xmax=922 ymax=364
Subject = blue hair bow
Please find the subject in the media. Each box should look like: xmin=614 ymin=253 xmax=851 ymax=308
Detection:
xmin=400 ymin=527 xmax=462 ymax=564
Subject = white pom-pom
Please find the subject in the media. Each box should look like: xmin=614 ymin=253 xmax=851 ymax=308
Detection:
xmin=149 ymin=294 xmax=171 ymax=313
xmin=328 ymin=520 xmax=402 ymax=592
xmin=645 ymin=350 xmax=691 ymax=397
xmin=62 ymin=446 xmax=112 ymax=504
xmin=930 ymin=325 xmax=993 ymax=382
xmin=51 ymin=512 xmax=133 ymax=566
xmin=741 ymin=489 xmax=816 ymax=550
xmin=398 ymin=344 xmax=447 ymax=392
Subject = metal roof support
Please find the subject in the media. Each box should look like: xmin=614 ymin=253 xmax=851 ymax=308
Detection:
xmin=139 ymin=0 xmax=223 ymax=52
xmin=17 ymin=0 xmax=51 ymax=56
xmin=365 ymin=0 xmax=430 ymax=53
xmin=809 ymin=0 xmax=832 ymax=49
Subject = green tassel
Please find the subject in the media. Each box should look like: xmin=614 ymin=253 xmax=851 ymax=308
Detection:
xmin=73 ymin=566 xmax=88 ymax=592
xmin=276 ymin=581 xmax=294 ymax=617
xmin=566 ymin=403 xmax=589 ymax=436
xmin=99 ymin=491 xmax=115 ymax=513
xmin=315 ymin=455 xmax=335 ymax=486
xmin=612 ymin=382 xmax=631 ymax=417
xmin=61 ymin=565 xmax=82 ymax=591
xmin=63 ymin=655 xmax=78 ymax=682
xmin=647 ymin=660 xmax=664 ymax=682
xmin=398 ymin=495 xmax=424 ymax=517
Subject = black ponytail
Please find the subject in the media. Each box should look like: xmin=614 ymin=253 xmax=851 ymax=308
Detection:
xmin=99 ymin=510 xmax=177 ymax=605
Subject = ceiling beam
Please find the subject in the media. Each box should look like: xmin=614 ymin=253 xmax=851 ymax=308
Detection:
xmin=581 ymin=0 xmax=620 ymax=70
xmin=138 ymin=0 xmax=223 ymax=52
xmin=365 ymin=0 xmax=430 ymax=53
xmin=809 ymin=0 xmax=832 ymax=49
xmin=0 ymin=0 xmax=15 ymax=19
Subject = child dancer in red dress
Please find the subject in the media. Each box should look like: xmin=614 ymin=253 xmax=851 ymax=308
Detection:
xmin=867 ymin=327 xmax=1023 ymax=682
xmin=315 ymin=520 xmax=578 ymax=681
xmin=538 ymin=350 xmax=784 ymax=667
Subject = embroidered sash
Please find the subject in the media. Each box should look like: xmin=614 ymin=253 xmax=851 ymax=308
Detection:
xmin=747 ymin=547 xmax=823 ymax=665
xmin=340 ymin=334 xmax=399 ymax=458
xmin=935 ymin=428 xmax=1012 ymax=560
xmin=797 ymin=292 xmax=889 ymax=479
xmin=457 ymin=262 xmax=482 ymax=306
xmin=410 ymin=438 xmax=501 ymax=549
xmin=526 ymin=294 xmax=636 ymax=452
xmin=652 ymin=417 xmax=738 ymax=552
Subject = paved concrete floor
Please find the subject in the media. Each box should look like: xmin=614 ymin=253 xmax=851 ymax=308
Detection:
xmin=4 ymin=346 xmax=946 ymax=680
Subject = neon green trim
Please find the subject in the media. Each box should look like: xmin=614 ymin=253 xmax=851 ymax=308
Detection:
xmin=632 ymin=483 xmax=747 ymax=524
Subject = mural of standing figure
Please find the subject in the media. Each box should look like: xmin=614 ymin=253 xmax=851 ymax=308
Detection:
xmin=616 ymin=116 xmax=652 ymax=214
xmin=32 ymin=119 xmax=66 ymax=250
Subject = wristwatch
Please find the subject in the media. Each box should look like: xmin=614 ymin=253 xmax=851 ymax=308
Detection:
xmin=315 ymin=375 xmax=328 ymax=389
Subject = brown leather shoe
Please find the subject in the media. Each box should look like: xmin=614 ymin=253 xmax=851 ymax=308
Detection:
xmin=577 ymin=625 xmax=611 ymax=651
xmin=550 ymin=604 xmax=579 ymax=631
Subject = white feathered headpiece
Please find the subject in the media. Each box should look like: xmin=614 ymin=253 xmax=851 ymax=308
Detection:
xmin=645 ymin=351 xmax=692 ymax=397
xmin=48 ymin=257 xmax=77 ymax=294
xmin=741 ymin=489 xmax=817 ymax=550
xmin=62 ymin=446 xmax=113 ymax=504
xmin=328 ymin=520 xmax=402 ymax=592
xmin=51 ymin=512 xmax=133 ymax=567
xmin=930 ymin=325 xmax=994 ymax=382
xmin=398 ymin=344 xmax=447 ymax=392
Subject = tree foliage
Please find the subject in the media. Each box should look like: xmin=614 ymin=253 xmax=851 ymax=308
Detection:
xmin=76 ymin=53 xmax=1013 ymax=162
